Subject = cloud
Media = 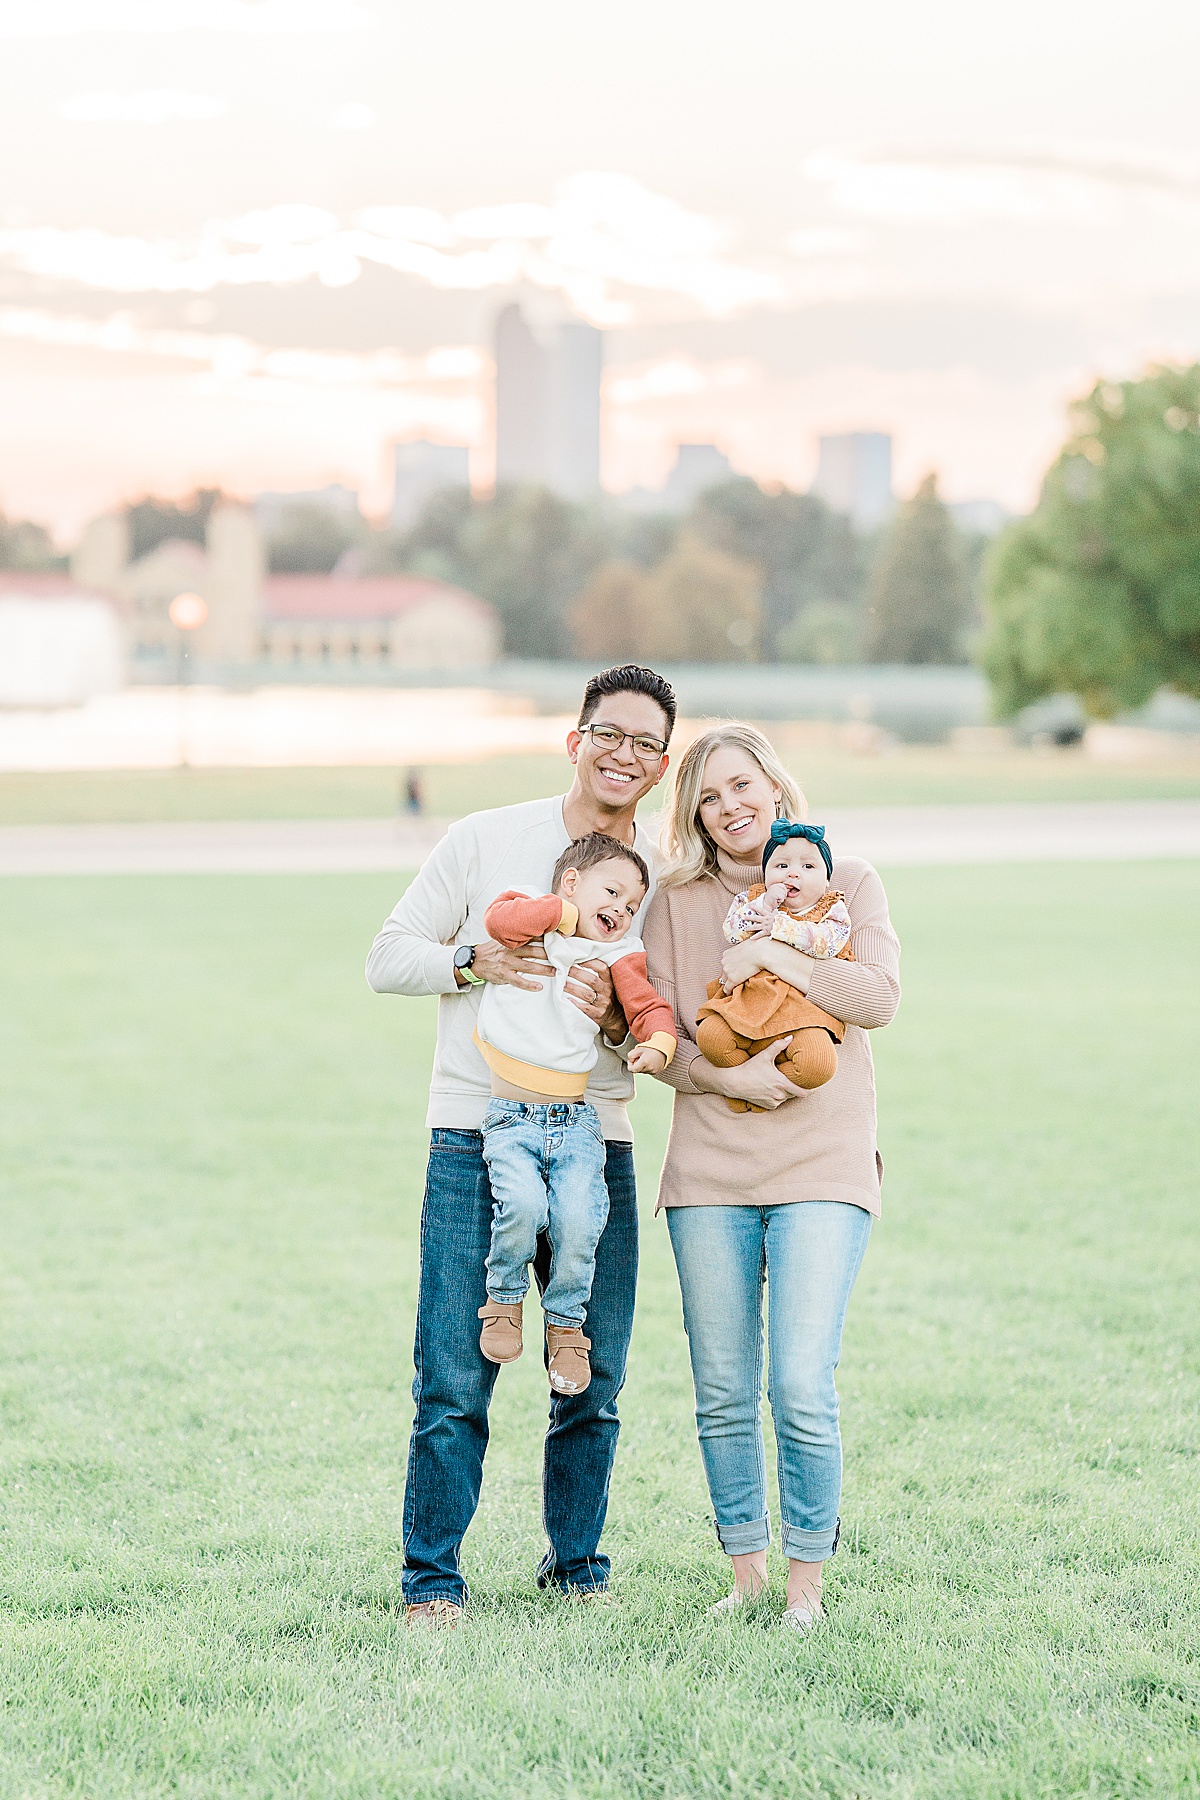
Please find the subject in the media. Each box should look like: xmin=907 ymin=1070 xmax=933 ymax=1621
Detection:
xmin=804 ymin=144 xmax=1200 ymax=228
xmin=59 ymin=90 xmax=226 ymax=124
xmin=0 ymin=305 xmax=487 ymax=393
xmin=0 ymin=174 xmax=783 ymax=322
xmin=0 ymin=0 xmax=372 ymax=35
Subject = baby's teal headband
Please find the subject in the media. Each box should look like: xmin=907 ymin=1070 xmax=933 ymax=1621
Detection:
xmin=763 ymin=818 xmax=833 ymax=880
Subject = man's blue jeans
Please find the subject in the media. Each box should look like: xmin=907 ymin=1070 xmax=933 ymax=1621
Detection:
xmin=402 ymin=1127 xmax=638 ymax=1605
xmin=667 ymin=1201 xmax=871 ymax=1562
xmin=482 ymin=1099 xmax=610 ymax=1327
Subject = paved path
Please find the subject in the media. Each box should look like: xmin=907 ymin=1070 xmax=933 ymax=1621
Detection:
xmin=1 ymin=800 xmax=1198 ymax=876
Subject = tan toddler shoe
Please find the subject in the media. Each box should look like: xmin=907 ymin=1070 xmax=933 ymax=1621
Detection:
xmin=546 ymin=1323 xmax=592 ymax=1395
xmin=478 ymin=1299 xmax=524 ymax=1364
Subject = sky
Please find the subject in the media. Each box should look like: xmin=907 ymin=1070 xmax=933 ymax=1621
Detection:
xmin=2 ymin=0 xmax=1200 ymax=536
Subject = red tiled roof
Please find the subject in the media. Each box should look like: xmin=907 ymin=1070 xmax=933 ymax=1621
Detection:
xmin=0 ymin=572 xmax=99 ymax=600
xmin=261 ymin=573 xmax=492 ymax=623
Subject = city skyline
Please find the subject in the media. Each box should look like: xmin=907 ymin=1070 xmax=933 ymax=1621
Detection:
xmin=2 ymin=0 xmax=1199 ymax=533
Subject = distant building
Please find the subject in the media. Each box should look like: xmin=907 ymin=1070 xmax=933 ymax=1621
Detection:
xmin=259 ymin=573 xmax=499 ymax=670
xmin=0 ymin=573 xmax=123 ymax=705
xmin=811 ymin=432 xmax=893 ymax=530
xmin=494 ymin=303 xmax=602 ymax=499
xmin=253 ymin=484 xmax=361 ymax=531
xmin=391 ymin=440 xmax=471 ymax=530
xmin=660 ymin=444 xmax=734 ymax=513
xmin=64 ymin=506 xmax=500 ymax=675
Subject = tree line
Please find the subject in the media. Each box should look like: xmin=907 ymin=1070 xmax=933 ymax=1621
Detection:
xmin=267 ymin=475 xmax=984 ymax=666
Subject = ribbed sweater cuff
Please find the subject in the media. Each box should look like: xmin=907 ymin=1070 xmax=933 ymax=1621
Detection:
xmin=806 ymin=924 xmax=899 ymax=1028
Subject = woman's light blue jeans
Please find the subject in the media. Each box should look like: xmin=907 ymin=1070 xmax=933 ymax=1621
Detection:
xmin=667 ymin=1201 xmax=871 ymax=1562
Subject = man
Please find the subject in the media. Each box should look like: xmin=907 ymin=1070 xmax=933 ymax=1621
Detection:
xmin=366 ymin=663 xmax=677 ymax=1626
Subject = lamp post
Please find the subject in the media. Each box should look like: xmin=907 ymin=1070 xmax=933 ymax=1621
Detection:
xmin=168 ymin=591 xmax=208 ymax=768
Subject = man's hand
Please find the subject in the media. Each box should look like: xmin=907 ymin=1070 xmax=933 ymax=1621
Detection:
xmin=627 ymin=1043 xmax=667 ymax=1074
xmin=456 ymin=937 xmax=554 ymax=992
xmin=563 ymin=958 xmax=622 ymax=1037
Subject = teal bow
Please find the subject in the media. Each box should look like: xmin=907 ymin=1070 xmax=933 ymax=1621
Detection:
xmin=762 ymin=818 xmax=833 ymax=879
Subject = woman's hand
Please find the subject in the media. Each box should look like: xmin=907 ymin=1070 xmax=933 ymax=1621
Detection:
xmin=720 ymin=937 xmax=813 ymax=996
xmin=719 ymin=939 xmax=770 ymax=989
xmin=691 ymin=1039 xmax=801 ymax=1110
xmin=459 ymin=938 xmax=554 ymax=991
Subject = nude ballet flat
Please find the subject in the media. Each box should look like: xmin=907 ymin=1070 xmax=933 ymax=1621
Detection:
xmin=779 ymin=1598 xmax=823 ymax=1631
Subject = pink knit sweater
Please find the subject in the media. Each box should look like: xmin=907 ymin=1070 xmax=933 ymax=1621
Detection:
xmin=641 ymin=849 xmax=901 ymax=1216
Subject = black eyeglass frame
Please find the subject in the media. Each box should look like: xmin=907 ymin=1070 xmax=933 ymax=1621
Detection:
xmin=580 ymin=722 xmax=669 ymax=762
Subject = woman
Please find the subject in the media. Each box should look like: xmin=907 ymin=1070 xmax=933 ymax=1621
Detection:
xmin=643 ymin=723 xmax=900 ymax=1628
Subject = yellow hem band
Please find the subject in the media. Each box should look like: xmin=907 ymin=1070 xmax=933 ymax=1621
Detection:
xmin=644 ymin=1031 xmax=677 ymax=1065
xmin=473 ymin=1030 xmax=590 ymax=1098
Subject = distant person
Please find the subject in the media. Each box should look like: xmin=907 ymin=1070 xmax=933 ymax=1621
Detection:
xmin=402 ymin=769 xmax=424 ymax=817
xmin=643 ymin=722 xmax=899 ymax=1630
xmin=476 ymin=833 xmax=675 ymax=1397
xmin=366 ymin=665 xmax=676 ymax=1627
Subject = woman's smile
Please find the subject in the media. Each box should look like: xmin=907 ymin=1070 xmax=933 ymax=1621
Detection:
xmin=697 ymin=744 xmax=783 ymax=861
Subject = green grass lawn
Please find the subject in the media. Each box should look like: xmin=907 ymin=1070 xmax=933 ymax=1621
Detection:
xmin=2 ymin=744 xmax=1199 ymax=826
xmin=1 ymin=862 xmax=1197 ymax=1798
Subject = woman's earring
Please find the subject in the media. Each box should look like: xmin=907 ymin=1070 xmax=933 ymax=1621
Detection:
xmin=775 ymin=798 xmax=784 ymax=818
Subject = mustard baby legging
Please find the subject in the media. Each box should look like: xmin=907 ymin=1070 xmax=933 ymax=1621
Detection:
xmin=696 ymin=1016 xmax=838 ymax=1114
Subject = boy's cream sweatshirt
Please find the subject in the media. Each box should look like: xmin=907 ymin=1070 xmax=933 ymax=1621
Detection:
xmin=365 ymin=795 xmax=659 ymax=1138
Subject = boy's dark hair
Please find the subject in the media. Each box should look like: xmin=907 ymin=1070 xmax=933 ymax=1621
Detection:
xmin=552 ymin=832 xmax=650 ymax=895
xmin=578 ymin=665 xmax=677 ymax=744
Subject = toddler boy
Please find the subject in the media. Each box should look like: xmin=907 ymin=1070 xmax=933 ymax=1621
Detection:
xmin=474 ymin=833 xmax=675 ymax=1395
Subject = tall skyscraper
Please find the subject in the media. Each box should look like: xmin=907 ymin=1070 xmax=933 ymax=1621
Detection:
xmin=660 ymin=444 xmax=734 ymax=512
xmin=811 ymin=432 xmax=894 ymax=530
xmin=391 ymin=440 xmax=471 ymax=529
xmin=494 ymin=304 xmax=602 ymax=499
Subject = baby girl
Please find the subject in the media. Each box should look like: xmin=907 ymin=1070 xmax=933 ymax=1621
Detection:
xmin=696 ymin=820 xmax=854 ymax=1112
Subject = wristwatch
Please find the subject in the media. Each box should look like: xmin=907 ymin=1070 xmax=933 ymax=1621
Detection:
xmin=453 ymin=943 xmax=485 ymax=985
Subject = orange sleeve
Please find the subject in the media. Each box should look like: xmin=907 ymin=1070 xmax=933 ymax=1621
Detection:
xmin=483 ymin=890 xmax=574 ymax=948
xmin=611 ymin=952 xmax=677 ymax=1062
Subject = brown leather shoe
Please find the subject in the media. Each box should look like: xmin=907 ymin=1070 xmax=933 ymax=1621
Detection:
xmin=405 ymin=1598 xmax=463 ymax=1629
xmin=546 ymin=1323 xmax=592 ymax=1395
xmin=478 ymin=1298 xmax=523 ymax=1363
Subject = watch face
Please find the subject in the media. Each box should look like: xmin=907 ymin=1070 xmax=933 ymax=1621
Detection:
xmin=454 ymin=944 xmax=473 ymax=969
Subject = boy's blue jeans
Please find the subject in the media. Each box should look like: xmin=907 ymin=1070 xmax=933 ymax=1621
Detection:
xmin=481 ymin=1099 xmax=610 ymax=1327
xmin=401 ymin=1125 xmax=638 ymax=1605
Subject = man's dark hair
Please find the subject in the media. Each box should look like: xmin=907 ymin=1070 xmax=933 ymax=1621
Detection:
xmin=578 ymin=664 xmax=677 ymax=744
xmin=551 ymin=832 xmax=650 ymax=895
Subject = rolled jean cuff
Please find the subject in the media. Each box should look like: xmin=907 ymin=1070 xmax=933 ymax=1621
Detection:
xmin=714 ymin=1514 xmax=771 ymax=1555
xmin=781 ymin=1519 xmax=840 ymax=1561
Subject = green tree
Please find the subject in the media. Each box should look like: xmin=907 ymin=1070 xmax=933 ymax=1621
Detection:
xmin=864 ymin=474 xmax=971 ymax=664
xmin=690 ymin=480 xmax=865 ymax=660
xmin=570 ymin=560 xmax=647 ymax=661
xmin=124 ymin=490 xmax=222 ymax=561
xmin=371 ymin=486 xmax=615 ymax=659
xmin=983 ymin=365 xmax=1200 ymax=716
xmin=0 ymin=509 xmax=60 ymax=571
xmin=267 ymin=503 xmax=365 ymax=574
xmin=636 ymin=536 xmax=761 ymax=662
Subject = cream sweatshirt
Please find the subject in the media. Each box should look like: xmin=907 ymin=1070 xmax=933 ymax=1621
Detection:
xmin=365 ymin=795 xmax=659 ymax=1137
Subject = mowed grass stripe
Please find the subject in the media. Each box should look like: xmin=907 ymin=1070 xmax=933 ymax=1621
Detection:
xmin=0 ymin=865 xmax=1197 ymax=1798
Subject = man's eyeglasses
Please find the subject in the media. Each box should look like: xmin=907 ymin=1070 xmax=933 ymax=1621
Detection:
xmin=582 ymin=723 xmax=667 ymax=762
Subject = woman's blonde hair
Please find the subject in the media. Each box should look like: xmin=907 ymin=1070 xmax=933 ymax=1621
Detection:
xmin=658 ymin=721 xmax=806 ymax=890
